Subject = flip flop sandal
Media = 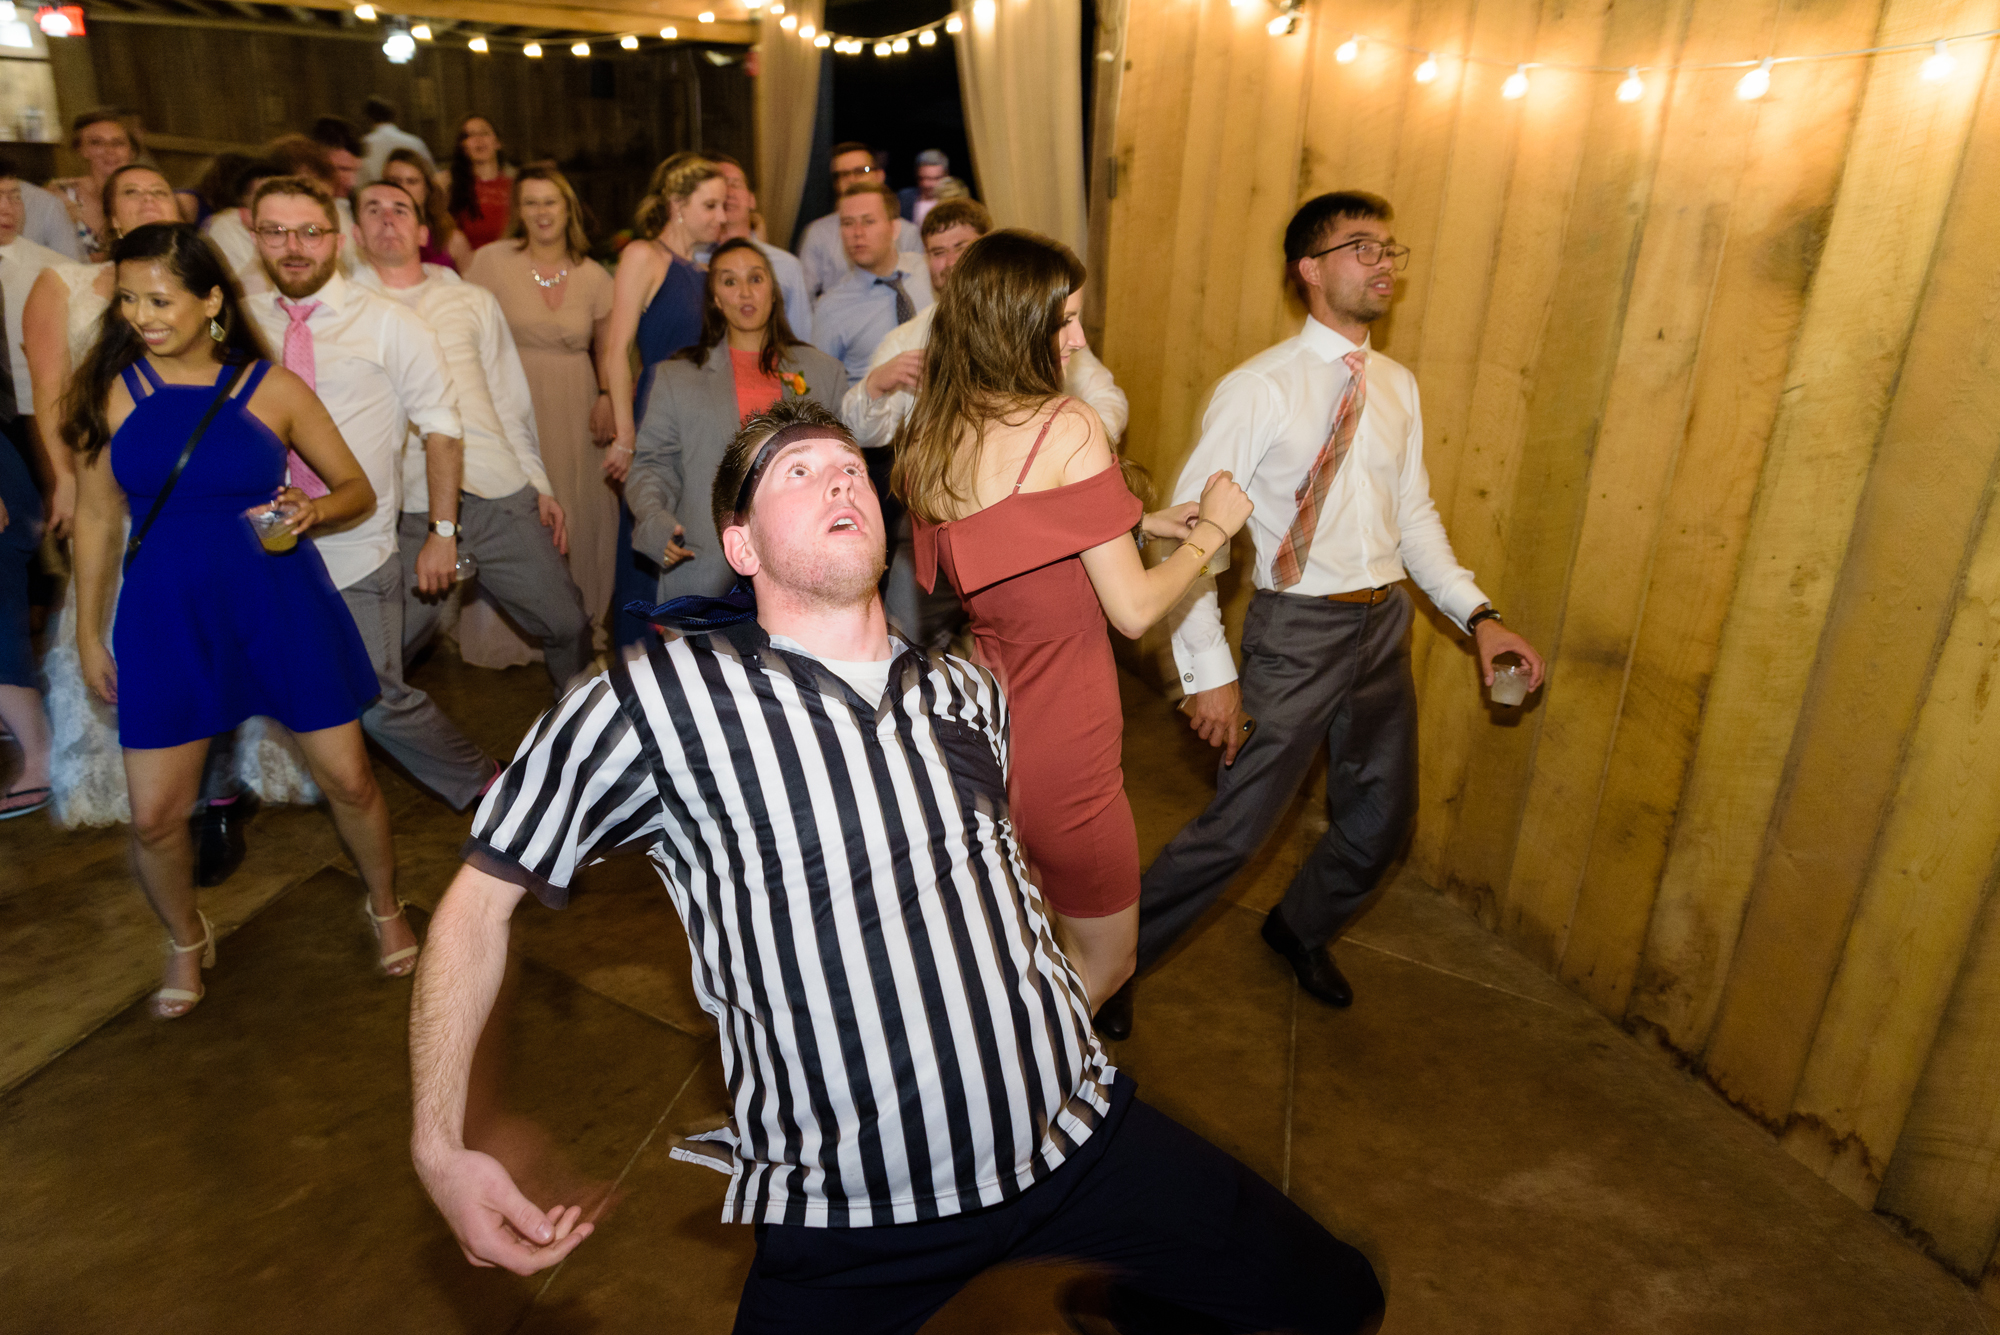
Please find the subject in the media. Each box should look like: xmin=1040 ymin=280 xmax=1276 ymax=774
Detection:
xmin=0 ymin=786 xmax=52 ymax=820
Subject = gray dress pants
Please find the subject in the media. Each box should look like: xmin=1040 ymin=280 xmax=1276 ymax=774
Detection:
xmin=1137 ymin=587 xmax=1419 ymax=969
xmin=339 ymin=553 xmax=492 ymax=811
xmin=398 ymin=487 xmax=593 ymax=693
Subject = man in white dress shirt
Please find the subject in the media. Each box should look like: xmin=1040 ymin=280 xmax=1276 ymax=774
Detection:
xmin=0 ymin=164 xmax=70 ymax=439
xmin=1115 ymin=192 xmax=1544 ymax=1035
xmin=839 ymin=198 xmax=1129 ymax=648
xmin=797 ymin=141 xmax=922 ymax=301
xmin=245 ymin=176 xmax=497 ymax=811
xmin=359 ymin=96 xmax=435 ymax=185
xmin=351 ymin=182 xmax=592 ymax=695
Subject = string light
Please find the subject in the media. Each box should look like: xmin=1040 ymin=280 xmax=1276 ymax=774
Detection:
xmin=1267 ymin=13 xmax=1295 ymax=36
xmin=1922 ymin=39 xmax=1956 ymax=80
xmin=816 ymin=11 xmax=966 ymax=54
xmin=770 ymin=2 xmax=783 ymax=11
xmin=410 ymin=22 xmax=431 ymax=39
xmin=945 ymin=14 xmax=962 ymax=33
xmin=800 ymin=22 xmax=815 ymax=38
xmin=1335 ymin=34 xmax=1359 ymax=63
xmin=918 ymin=27 xmax=935 ymax=46
xmin=382 ymin=26 xmax=414 ymax=60
xmin=697 ymin=10 xmax=714 ymax=22
xmin=1501 ymin=63 xmax=1529 ymax=98
xmin=352 ymin=2 xmax=374 ymax=18
xmin=873 ymin=40 xmax=890 ymax=56
xmin=1616 ymin=67 xmax=1644 ymax=101
xmin=620 ymin=33 xmax=638 ymax=48
xmin=1736 ymin=57 xmax=1772 ymax=99
xmin=780 ymin=14 xmax=797 ymax=30
xmin=891 ymin=35 xmax=909 ymax=51
xmin=660 ymin=25 xmax=676 ymax=38
xmin=467 ymin=34 xmax=487 ymax=51
xmin=571 ymin=40 xmax=589 ymax=54
xmin=522 ymin=41 xmax=541 ymax=56
xmin=815 ymin=33 xmax=829 ymax=47
xmin=1413 ymin=53 xmax=1438 ymax=83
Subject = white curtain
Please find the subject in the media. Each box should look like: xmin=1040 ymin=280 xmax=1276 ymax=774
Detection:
xmin=755 ymin=1 xmax=826 ymax=258
xmin=953 ymin=0 xmax=1089 ymax=255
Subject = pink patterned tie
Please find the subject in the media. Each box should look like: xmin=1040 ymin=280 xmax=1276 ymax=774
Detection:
xmin=279 ymin=298 xmax=329 ymax=498
xmin=1271 ymin=348 xmax=1367 ymax=590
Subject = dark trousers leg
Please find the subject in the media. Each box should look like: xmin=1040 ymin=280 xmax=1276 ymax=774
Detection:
xmin=1278 ymin=593 xmax=1418 ymax=950
xmin=1137 ymin=592 xmax=1356 ymax=971
xmin=611 ymin=497 xmax=659 ymax=649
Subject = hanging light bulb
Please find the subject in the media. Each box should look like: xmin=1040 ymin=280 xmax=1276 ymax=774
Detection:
xmin=620 ymin=33 xmax=638 ymax=48
xmin=1502 ymin=64 xmax=1529 ymax=99
xmin=780 ymin=14 xmax=797 ymax=29
xmin=873 ymin=40 xmax=890 ymax=56
xmin=1736 ymin=57 xmax=1772 ymax=99
xmin=815 ymin=32 xmax=829 ymax=46
xmin=352 ymin=3 xmax=375 ymax=19
xmin=1414 ymin=53 xmax=1439 ymax=84
xmin=1334 ymin=35 xmax=1359 ymax=63
xmin=571 ymin=40 xmax=589 ymax=55
xmin=660 ymin=25 xmax=676 ymax=38
xmin=697 ymin=10 xmax=715 ymax=21
xmin=1616 ymin=67 xmax=1644 ymax=102
xmin=523 ymin=41 xmax=542 ymax=56
xmin=467 ymin=34 xmax=488 ymax=51
xmin=1266 ymin=13 xmax=1295 ymax=35
xmin=410 ymin=22 xmax=432 ymax=39
xmin=800 ymin=21 xmax=814 ymax=37
xmin=891 ymin=35 xmax=908 ymax=51
xmin=383 ymin=27 xmax=416 ymax=61
xmin=1922 ymin=39 xmax=1956 ymax=81
xmin=769 ymin=1 xmax=783 ymax=10
xmin=971 ymin=0 xmax=993 ymax=27
xmin=945 ymin=14 xmax=963 ymax=34
xmin=918 ymin=27 xmax=936 ymax=45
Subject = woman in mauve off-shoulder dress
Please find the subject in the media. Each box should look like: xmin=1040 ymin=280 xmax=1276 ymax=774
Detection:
xmin=900 ymin=230 xmax=1253 ymax=1017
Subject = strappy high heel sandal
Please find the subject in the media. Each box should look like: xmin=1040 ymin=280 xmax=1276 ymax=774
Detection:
xmin=152 ymin=911 xmax=216 ymax=1019
xmin=365 ymin=898 xmax=421 ymax=977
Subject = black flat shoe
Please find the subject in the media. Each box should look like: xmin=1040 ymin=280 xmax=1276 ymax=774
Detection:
xmin=1261 ymin=907 xmax=1354 ymax=1008
xmin=1093 ymin=978 xmax=1135 ymax=1042
xmin=192 ymin=792 xmax=259 ymax=888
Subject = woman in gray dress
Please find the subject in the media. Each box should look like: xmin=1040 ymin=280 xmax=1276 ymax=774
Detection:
xmin=626 ymin=237 xmax=845 ymax=606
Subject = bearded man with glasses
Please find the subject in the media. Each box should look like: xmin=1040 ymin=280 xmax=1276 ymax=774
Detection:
xmin=1099 ymin=191 xmax=1545 ymax=1040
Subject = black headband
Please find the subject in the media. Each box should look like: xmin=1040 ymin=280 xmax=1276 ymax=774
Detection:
xmin=728 ymin=422 xmax=858 ymax=523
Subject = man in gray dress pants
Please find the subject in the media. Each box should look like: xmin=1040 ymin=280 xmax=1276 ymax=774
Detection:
xmin=1107 ymin=192 xmax=1544 ymax=1038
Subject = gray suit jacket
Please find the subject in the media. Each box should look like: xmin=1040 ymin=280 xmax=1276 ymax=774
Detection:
xmin=627 ymin=339 xmax=849 ymax=602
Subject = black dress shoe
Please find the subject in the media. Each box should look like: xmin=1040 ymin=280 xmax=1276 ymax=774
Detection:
xmin=191 ymin=793 xmax=259 ymax=887
xmin=1093 ymin=978 xmax=1135 ymax=1042
xmin=1261 ymin=907 xmax=1354 ymax=1008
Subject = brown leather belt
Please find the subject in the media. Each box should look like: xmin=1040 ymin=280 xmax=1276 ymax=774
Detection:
xmin=1325 ymin=586 xmax=1393 ymax=606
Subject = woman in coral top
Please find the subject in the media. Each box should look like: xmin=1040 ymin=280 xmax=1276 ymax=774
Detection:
xmin=899 ymin=230 xmax=1253 ymax=1017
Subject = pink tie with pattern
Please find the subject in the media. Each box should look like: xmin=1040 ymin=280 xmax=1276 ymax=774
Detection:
xmin=1270 ymin=348 xmax=1367 ymax=590
xmin=278 ymin=298 xmax=329 ymax=498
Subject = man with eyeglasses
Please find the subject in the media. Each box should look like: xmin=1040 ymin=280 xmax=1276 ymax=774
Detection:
xmin=797 ymin=141 xmax=922 ymax=302
xmin=244 ymin=175 xmax=501 ymax=813
xmin=1102 ymin=191 xmax=1545 ymax=1040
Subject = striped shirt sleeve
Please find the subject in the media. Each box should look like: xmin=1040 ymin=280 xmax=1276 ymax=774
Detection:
xmin=462 ymin=673 xmax=665 ymax=908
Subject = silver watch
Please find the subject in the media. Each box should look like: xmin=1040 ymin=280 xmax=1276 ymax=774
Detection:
xmin=429 ymin=519 xmax=459 ymax=539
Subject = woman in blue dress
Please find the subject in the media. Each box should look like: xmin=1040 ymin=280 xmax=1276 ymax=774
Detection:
xmin=64 ymin=223 xmax=411 ymax=1018
xmin=600 ymin=152 xmax=725 ymax=645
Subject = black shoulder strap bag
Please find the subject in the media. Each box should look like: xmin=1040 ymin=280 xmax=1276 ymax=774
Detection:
xmin=123 ymin=360 xmax=250 ymax=574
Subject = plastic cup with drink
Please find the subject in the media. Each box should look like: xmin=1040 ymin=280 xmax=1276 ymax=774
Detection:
xmin=1487 ymin=652 xmax=1533 ymax=707
xmin=246 ymin=494 xmax=300 ymax=553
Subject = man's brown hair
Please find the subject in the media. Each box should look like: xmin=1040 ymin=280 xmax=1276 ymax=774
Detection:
xmin=920 ymin=198 xmax=992 ymax=242
xmin=251 ymin=174 xmax=338 ymax=228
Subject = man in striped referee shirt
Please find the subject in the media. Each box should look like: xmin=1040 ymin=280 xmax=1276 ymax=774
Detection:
xmin=408 ymin=401 xmax=1383 ymax=1333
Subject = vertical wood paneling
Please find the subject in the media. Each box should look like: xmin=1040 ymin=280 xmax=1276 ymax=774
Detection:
xmin=1106 ymin=0 xmax=2000 ymax=1289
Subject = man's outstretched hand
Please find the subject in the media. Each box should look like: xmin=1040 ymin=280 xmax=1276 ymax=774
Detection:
xmin=417 ymin=1144 xmax=595 ymax=1275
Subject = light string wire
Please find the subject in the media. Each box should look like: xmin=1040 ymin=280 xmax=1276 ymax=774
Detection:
xmin=1332 ymin=23 xmax=2000 ymax=74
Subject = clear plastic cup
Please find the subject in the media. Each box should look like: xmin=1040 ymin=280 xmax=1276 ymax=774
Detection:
xmin=453 ymin=552 xmax=478 ymax=584
xmin=247 ymin=504 xmax=298 ymax=553
xmin=1489 ymin=652 xmax=1532 ymax=707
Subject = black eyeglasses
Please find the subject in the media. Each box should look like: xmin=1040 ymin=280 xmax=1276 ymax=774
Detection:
xmin=1309 ymin=238 xmax=1412 ymax=271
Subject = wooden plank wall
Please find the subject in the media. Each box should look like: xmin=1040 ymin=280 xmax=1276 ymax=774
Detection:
xmin=81 ymin=23 xmax=751 ymax=240
xmin=1100 ymin=0 xmax=2000 ymax=1291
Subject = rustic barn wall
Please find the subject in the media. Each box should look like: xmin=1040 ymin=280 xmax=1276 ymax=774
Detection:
xmin=1098 ymin=0 xmax=2000 ymax=1291
xmin=80 ymin=20 xmax=751 ymax=242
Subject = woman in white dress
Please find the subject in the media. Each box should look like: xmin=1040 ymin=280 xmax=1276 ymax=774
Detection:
xmin=25 ymin=164 xmax=318 ymax=827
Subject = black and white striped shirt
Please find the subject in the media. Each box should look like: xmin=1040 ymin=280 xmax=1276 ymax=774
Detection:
xmin=465 ymin=623 xmax=1117 ymax=1229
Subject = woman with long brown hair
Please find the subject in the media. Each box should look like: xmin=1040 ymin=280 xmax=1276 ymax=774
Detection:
xmin=900 ymin=229 xmax=1253 ymax=1016
xmin=447 ymin=114 xmax=514 ymax=251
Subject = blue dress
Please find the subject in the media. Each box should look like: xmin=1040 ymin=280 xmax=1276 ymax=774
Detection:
xmin=614 ymin=249 xmax=705 ymax=647
xmin=110 ymin=359 xmax=378 ymax=750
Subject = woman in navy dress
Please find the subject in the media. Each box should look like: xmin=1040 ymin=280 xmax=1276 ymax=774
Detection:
xmin=600 ymin=152 xmax=725 ymax=645
xmin=65 ymin=223 xmax=411 ymax=1018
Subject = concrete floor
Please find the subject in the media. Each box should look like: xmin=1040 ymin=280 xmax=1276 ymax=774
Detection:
xmin=1 ymin=646 xmax=1992 ymax=1333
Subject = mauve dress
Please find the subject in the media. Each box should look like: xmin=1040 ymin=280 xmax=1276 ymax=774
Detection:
xmin=914 ymin=404 xmax=1145 ymax=919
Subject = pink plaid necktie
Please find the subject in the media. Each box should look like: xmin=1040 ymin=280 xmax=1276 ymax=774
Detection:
xmin=1270 ymin=348 xmax=1367 ymax=590
xmin=279 ymin=298 xmax=329 ymax=498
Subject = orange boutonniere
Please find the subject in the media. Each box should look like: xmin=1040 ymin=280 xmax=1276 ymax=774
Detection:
xmin=781 ymin=371 xmax=808 ymax=396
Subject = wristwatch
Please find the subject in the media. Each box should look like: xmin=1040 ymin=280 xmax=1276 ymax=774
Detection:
xmin=429 ymin=519 xmax=459 ymax=538
xmin=1466 ymin=606 xmax=1503 ymax=632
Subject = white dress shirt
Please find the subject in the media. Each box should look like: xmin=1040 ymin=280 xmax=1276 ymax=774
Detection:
xmin=1166 ymin=316 xmax=1488 ymax=693
xmin=839 ymin=303 xmax=1130 ymax=448
xmin=798 ymin=210 xmax=923 ymax=301
xmin=354 ymin=263 xmax=550 ymax=513
xmin=0 ymin=235 xmax=68 ymax=399
xmin=360 ymin=122 xmax=436 ymax=185
xmin=246 ymin=271 xmax=462 ymax=590
xmin=18 ymin=183 xmax=84 ymax=261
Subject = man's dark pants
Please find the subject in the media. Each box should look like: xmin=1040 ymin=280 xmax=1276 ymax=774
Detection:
xmin=732 ymin=1079 xmax=1383 ymax=1334
xmin=1138 ymin=588 xmax=1418 ymax=971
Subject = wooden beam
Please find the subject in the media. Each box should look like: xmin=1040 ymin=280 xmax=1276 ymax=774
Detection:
xmin=262 ymin=0 xmax=753 ymax=40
